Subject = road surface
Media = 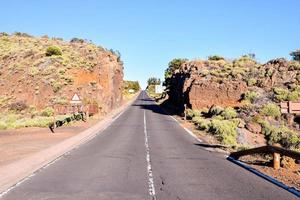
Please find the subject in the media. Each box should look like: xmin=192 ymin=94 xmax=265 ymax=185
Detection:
xmin=1 ymin=91 xmax=297 ymax=199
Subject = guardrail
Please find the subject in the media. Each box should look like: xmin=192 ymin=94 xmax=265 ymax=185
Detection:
xmin=49 ymin=113 xmax=86 ymax=133
xmin=230 ymin=145 xmax=300 ymax=169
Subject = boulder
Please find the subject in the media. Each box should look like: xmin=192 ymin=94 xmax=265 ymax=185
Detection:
xmin=246 ymin=122 xmax=262 ymax=134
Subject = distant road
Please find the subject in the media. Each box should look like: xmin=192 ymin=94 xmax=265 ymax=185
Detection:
xmin=1 ymin=91 xmax=297 ymax=199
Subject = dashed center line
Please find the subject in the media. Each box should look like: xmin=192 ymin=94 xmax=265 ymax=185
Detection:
xmin=144 ymin=110 xmax=157 ymax=200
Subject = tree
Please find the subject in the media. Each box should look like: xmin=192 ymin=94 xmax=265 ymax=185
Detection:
xmin=124 ymin=80 xmax=140 ymax=91
xmin=290 ymin=50 xmax=300 ymax=61
xmin=147 ymin=77 xmax=161 ymax=85
xmin=208 ymin=55 xmax=225 ymax=61
xmin=163 ymin=58 xmax=188 ymax=89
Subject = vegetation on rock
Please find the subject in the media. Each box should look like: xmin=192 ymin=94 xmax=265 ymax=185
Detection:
xmin=0 ymin=32 xmax=124 ymax=129
xmin=163 ymin=50 xmax=300 ymax=151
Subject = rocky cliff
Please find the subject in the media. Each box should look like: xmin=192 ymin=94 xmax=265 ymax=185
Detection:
xmin=166 ymin=56 xmax=300 ymax=111
xmin=164 ymin=55 xmax=300 ymax=150
xmin=0 ymin=33 xmax=123 ymax=115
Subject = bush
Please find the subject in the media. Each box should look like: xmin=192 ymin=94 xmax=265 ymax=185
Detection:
xmin=289 ymin=61 xmax=300 ymax=70
xmin=46 ymin=46 xmax=62 ymax=56
xmin=243 ymin=91 xmax=259 ymax=103
xmin=208 ymin=105 xmax=224 ymax=116
xmin=185 ymin=109 xmax=201 ymax=119
xmin=273 ymin=86 xmax=300 ymax=101
xmin=208 ymin=119 xmax=238 ymax=146
xmin=273 ymin=87 xmax=289 ymax=101
xmin=9 ymin=101 xmax=28 ymax=112
xmin=260 ymin=103 xmax=281 ymax=118
xmin=0 ymin=121 xmax=7 ymax=130
xmin=41 ymin=107 xmax=54 ymax=117
xmin=51 ymin=81 xmax=63 ymax=93
xmin=290 ymin=50 xmax=300 ymax=61
xmin=258 ymin=119 xmax=300 ymax=149
xmin=28 ymin=67 xmax=39 ymax=77
xmin=246 ymin=78 xmax=257 ymax=86
xmin=208 ymin=55 xmax=225 ymax=61
xmin=192 ymin=116 xmax=211 ymax=130
xmin=221 ymin=107 xmax=237 ymax=119
xmin=70 ymin=38 xmax=85 ymax=43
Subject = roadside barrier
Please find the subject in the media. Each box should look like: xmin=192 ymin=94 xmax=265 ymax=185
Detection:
xmin=49 ymin=112 xmax=86 ymax=133
xmin=230 ymin=145 xmax=300 ymax=169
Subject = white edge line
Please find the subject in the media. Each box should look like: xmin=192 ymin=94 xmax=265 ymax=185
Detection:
xmin=227 ymin=156 xmax=300 ymax=197
xmin=169 ymin=115 xmax=202 ymax=143
xmin=154 ymin=98 xmax=300 ymax=197
xmin=0 ymin=104 xmax=129 ymax=198
xmin=144 ymin=110 xmax=157 ymax=199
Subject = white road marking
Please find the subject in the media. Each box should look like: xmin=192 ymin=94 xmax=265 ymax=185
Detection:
xmin=144 ymin=110 xmax=157 ymax=200
xmin=170 ymin=115 xmax=202 ymax=143
xmin=0 ymin=108 xmax=129 ymax=198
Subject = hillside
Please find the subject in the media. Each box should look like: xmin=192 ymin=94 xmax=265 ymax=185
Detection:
xmin=0 ymin=32 xmax=123 ymax=129
xmin=163 ymin=53 xmax=300 ymax=151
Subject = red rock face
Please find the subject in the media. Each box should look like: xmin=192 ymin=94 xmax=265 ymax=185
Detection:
xmin=188 ymin=80 xmax=247 ymax=109
xmin=167 ymin=61 xmax=248 ymax=111
xmin=0 ymin=35 xmax=123 ymax=114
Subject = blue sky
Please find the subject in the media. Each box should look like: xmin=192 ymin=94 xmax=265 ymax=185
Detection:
xmin=0 ymin=0 xmax=300 ymax=88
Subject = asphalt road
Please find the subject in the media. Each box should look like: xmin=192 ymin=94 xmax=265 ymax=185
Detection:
xmin=1 ymin=91 xmax=298 ymax=200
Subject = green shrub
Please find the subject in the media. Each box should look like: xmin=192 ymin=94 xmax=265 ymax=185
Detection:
xmin=273 ymin=87 xmax=289 ymax=101
xmin=46 ymin=46 xmax=62 ymax=56
xmin=273 ymin=86 xmax=300 ymax=101
xmin=0 ymin=95 xmax=10 ymax=107
xmin=186 ymin=109 xmax=201 ymax=119
xmin=192 ymin=116 xmax=211 ymax=130
xmin=289 ymin=61 xmax=300 ymax=70
xmin=15 ymin=117 xmax=53 ymax=128
xmin=41 ymin=107 xmax=54 ymax=117
xmin=246 ymin=78 xmax=257 ymax=86
xmin=28 ymin=67 xmax=39 ymax=76
xmin=258 ymin=119 xmax=300 ymax=149
xmin=221 ymin=107 xmax=237 ymax=119
xmin=0 ymin=121 xmax=7 ymax=130
xmin=243 ymin=91 xmax=259 ymax=103
xmin=208 ymin=119 xmax=238 ymax=146
xmin=61 ymin=75 xmax=74 ymax=85
xmin=51 ymin=81 xmax=63 ymax=93
xmin=290 ymin=50 xmax=300 ymax=61
xmin=208 ymin=105 xmax=224 ymax=116
xmin=296 ymin=75 xmax=300 ymax=82
xmin=233 ymin=55 xmax=256 ymax=68
xmin=208 ymin=55 xmax=225 ymax=61
xmin=28 ymin=105 xmax=38 ymax=117
xmin=260 ymin=103 xmax=281 ymax=118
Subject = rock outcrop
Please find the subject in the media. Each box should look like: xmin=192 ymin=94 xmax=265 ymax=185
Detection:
xmin=0 ymin=33 xmax=123 ymax=114
xmin=166 ymin=56 xmax=300 ymax=112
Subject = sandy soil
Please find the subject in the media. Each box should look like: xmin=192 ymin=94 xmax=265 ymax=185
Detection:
xmin=0 ymin=94 xmax=139 ymax=168
xmin=0 ymin=119 xmax=100 ymax=166
xmin=240 ymin=155 xmax=300 ymax=191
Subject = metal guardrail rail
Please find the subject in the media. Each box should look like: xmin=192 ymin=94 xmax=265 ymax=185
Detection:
xmin=230 ymin=145 xmax=300 ymax=169
xmin=49 ymin=113 xmax=86 ymax=133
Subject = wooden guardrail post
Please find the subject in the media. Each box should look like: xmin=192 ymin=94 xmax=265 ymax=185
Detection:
xmin=230 ymin=145 xmax=300 ymax=170
xmin=273 ymin=143 xmax=281 ymax=169
xmin=184 ymin=104 xmax=187 ymax=120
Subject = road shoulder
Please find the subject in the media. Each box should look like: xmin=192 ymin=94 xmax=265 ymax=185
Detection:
xmin=0 ymin=94 xmax=139 ymax=194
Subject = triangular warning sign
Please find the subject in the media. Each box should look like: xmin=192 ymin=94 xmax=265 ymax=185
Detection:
xmin=71 ymin=93 xmax=81 ymax=101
